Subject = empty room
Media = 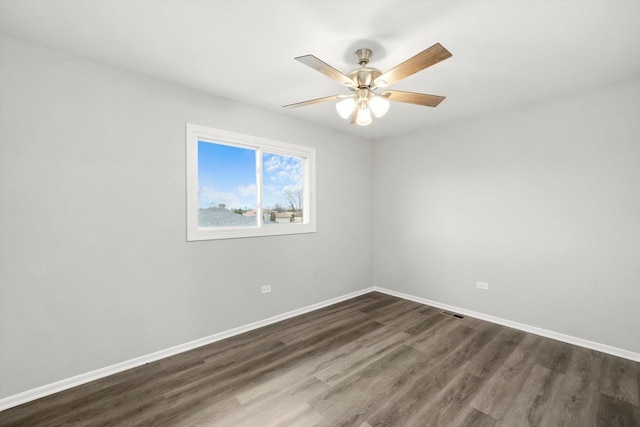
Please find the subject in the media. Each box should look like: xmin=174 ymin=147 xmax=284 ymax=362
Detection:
xmin=0 ymin=1 xmax=638 ymax=426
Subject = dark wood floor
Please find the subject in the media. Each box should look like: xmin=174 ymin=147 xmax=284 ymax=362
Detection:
xmin=1 ymin=292 xmax=639 ymax=426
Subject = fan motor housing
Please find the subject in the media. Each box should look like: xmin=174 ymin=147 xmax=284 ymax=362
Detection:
xmin=347 ymin=67 xmax=382 ymax=89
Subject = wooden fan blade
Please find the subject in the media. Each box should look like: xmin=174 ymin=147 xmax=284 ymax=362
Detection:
xmin=283 ymin=95 xmax=345 ymax=109
xmin=382 ymin=90 xmax=446 ymax=107
xmin=295 ymin=55 xmax=355 ymax=87
xmin=374 ymin=43 xmax=452 ymax=88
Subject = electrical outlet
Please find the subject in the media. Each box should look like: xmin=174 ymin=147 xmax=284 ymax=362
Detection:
xmin=476 ymin=281 xmax=489 ymax=290
xmin=261 ymin=285 xmax=272 ymax=294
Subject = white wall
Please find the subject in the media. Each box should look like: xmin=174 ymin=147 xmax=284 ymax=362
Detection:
xmin=374 ymin=77 xmax=640 ymax=354
xmin=0 ymin=36 xmax=374 ymax=398
xmin=2 ymin=32 xmax=639 ymax=402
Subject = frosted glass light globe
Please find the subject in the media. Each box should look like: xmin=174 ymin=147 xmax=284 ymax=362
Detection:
xmin=369 ymin=96 xmax=390 ymax=118
xmin=356 ymin=106 xmax=372 ymax=126
xmin=336 ymin=97 xmax=356 ymax=119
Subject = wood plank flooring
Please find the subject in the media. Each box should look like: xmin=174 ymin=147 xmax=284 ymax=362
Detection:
xmin=1 ymin=292 xmax=639 ymax=426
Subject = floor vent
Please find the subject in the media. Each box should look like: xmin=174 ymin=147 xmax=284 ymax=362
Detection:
xmin=441 ymin=311 xmax=465 ymax=319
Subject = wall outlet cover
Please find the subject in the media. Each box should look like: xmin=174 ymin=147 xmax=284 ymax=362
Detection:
xmin=476 ymin=281 xmax=489 ymax=290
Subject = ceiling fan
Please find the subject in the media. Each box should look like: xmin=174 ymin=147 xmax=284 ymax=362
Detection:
xmin=283 ymin=43 xmax=452 ymax=126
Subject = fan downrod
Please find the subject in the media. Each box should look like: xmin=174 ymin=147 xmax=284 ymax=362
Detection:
xmin=354 ymin=48 xmax=372 ymax=66
xmin=348 ymin=48 xmax=381 ymax=89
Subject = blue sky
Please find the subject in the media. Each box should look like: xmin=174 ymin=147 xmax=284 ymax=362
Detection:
xmin=198 ymin=141 xmax=302 ymax=210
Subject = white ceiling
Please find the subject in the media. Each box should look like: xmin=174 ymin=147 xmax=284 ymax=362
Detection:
xmin=1 ymin=0 xmax=639 ymax=140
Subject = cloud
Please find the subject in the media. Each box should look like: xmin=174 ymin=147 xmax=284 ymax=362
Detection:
xmin=237 ymin=183 xmax=257 ymax=197
xmin=263 ymin=153 xmax=302 ymax=183
xmin=282 ymin=183 xmax=303 ymax=194
xmin=263 ymin=154 xmax=284 ymax=173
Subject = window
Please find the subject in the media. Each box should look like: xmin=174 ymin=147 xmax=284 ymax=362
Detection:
xmin=186 ymin=124 xmax=316 ymax=241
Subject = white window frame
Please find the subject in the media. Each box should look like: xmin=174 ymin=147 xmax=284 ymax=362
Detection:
xmin=186 ymin=123 xmax=316 ymax=241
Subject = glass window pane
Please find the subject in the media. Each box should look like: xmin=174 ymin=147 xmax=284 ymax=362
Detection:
xmin=187 ymin=124 xmax=316 ymax=240
xmin=197 ymin=141 xmax=257 ymax=228
xmin=262 ymin=152 xmax=304 ymax=225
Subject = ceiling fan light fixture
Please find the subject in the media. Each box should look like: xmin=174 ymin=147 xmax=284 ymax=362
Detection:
xmin=369 ymin=95 xmax=390 ymax=118
xmin=356 ymin=105 xmax=372 ymax=126
xmin=336 ymin=97 xmax=356 ymax=119
xmin=285 ymin=43 xmax=452 ymax=126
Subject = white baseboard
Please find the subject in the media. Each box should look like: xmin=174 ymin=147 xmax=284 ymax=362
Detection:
xmin=373 ymin=286 xmax=640 ymax=363
xmin=0 ymin=287 xmax=375 ymax=412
